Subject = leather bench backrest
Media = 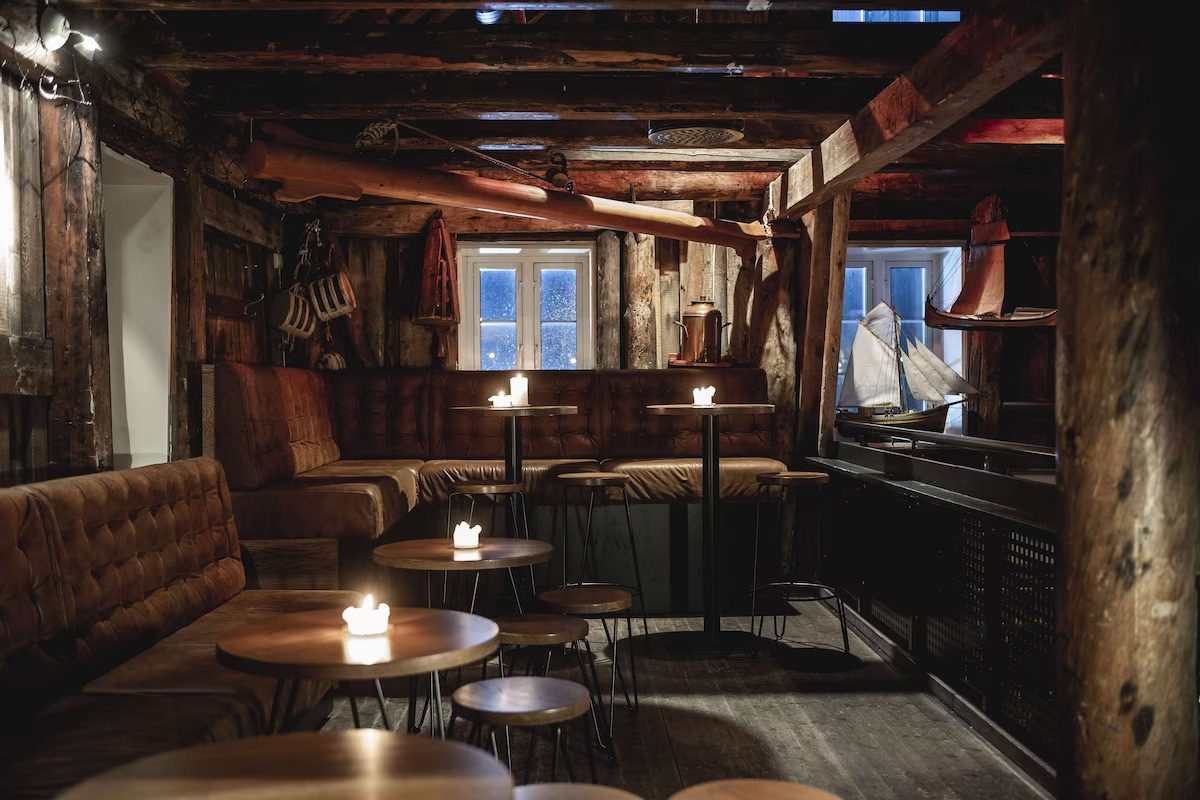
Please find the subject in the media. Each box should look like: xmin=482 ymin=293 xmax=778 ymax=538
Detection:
xmin=216 ymin=363 xmax=341 ymax=489
xmin=428 ymin=370 xmax=603 ymax=460
xmin=328 ymin=370 xmax=431 ymax=460
xmin=598 ymin=368 xmax=776 ymax=459
xmin=4 ymin=459 xmax=245 ymax=703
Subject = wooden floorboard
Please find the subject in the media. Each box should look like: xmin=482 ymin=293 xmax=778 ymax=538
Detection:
xmin=322 ymin=607 xmax=1049 ymax=800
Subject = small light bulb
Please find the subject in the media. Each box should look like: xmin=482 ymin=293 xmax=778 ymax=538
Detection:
xmin=73 ymin=32 xmax=101 ymax=56
xmin=475 ymin=9 xmax=502 ymax=24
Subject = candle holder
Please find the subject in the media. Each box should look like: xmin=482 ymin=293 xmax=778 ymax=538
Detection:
xmin=453 ymin=521 xmax=482 ymax=549
xmin=488 ymin=390 xmax=513 ymax=408
xmin=692 ymin=385 xmax=717 ymax=406
xmin=342 ymin=594 xmax=390 ymax=637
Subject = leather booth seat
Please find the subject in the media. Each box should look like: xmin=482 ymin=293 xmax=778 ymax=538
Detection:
xmin=0 ymin=459 xmax=357 ymax=798
xmin=215 ymin=364 xmax=787 ymax=542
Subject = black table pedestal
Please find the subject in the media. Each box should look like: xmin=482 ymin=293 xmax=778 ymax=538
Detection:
xmin=503 ymin=415 xmax=522 ymax=483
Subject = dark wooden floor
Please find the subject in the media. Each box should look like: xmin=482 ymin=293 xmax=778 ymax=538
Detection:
xmin=323 ymin=607 xmax=1049 ymax=800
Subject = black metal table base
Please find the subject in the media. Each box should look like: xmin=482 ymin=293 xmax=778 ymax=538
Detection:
xmin=661 ymin=627 xmax=759 ymax=656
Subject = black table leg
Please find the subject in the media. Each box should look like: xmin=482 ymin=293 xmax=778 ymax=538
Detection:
xmin=504 ymin=416 xmax=522 ymax=483
xmin=701 ymin=413 xmax=721 ymax=644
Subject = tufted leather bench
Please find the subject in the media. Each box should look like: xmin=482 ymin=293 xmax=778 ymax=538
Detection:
xmin=215 ymin=364 xmax=787 ymax=540
xmin=0 ymin=458 xmax=358 ymax=799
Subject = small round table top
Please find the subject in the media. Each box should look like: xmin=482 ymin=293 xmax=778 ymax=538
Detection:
xmin=517 ymin=784 xmax=645 ymax=800
xmin=60 ymin=730 xmax=514 ymax=800
xmin=645 ymin=403 xmax=775 ymax=416
xmin=668 ymin=779 xmax=844 ymax=800
xmin=451 ymin=404 xmax=578 ymax=417
xmin=216 ymin=607 xmax=499 ymax=680
xmin=452 ymin=676 xmax=592 ymax=726
xmin=373 ymin=537 xmax=554 ymax=572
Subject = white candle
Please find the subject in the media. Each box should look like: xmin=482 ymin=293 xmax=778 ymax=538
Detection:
xmin=692 ymin=385 xmax=717 ymax=406
xmin=453 ymin=521 xmax=482 ymax=549
xmin=509 ymin=374 xmax=529 ymax=406
xmin=342 ymin=593 xmax=390 ymax=637
xmin=343 ymin=633 xmax=392 ymax=666
xmin=489 ymin=390 xmax=513 ymax=408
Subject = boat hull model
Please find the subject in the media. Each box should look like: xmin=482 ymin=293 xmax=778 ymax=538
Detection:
xmin=837 ymin=404 xmax=953 ymax=433
xmin=924 ymin=303 xmax=1057 ymax=329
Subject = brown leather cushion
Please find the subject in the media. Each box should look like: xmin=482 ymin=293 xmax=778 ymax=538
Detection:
xmin=232 ymin=479 xmax=406 ymax=541
xmin=600 ymin=457 xmax=788 ymax=503
xmin=597 ymin=368 xmax=776 ymax=459
xmin=0 ymin=488 xmax=73 ymax=714
xmin=429 ymin=370 xmax=602 ymax=460
xmin=25 ymin=459 xmax=245 ymax=682
xmin=293 ymin=459 xmax=423 ymax=513
xmin=328 ymin=371 xmax=431 ymax=460
xmin=216 ymin=363 xmax=341 ymax=489
xmin=419 ymin=458 xmax=601 ymax=504
xmin=0 ymin=692 xmax=260 ymax=800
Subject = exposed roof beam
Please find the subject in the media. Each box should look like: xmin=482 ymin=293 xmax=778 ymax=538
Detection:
xmin=324 ymin=203 xmax=595 ymax=236
xmin=455 ymin=168 xmax=778 ymax=200
xmin=127 ymin=23 xmax=949 ymax=77
xmin=940 ymin=116 xmax=1063 ymax=145
xmin=64 ymin=1 xmax=967 ymax=11
xmin=197 ymin=73 xmax=1061 ymax=120
xmin=778 ymin=4 xmax=1062 ymax=218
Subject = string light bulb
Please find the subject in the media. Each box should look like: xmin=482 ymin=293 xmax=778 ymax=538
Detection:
xmin=475 ymin=9 xmax=502 ymax=24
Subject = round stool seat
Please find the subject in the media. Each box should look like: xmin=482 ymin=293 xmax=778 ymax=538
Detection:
xmin=539 ymin=585 xmax=633 ymax=615
xmin=517 ymin=784 xmax=644 ymax=800
xmin=669 ymin=779 xmax=844 ymax=800
xmin=558 ymin=472 xmax=630 ymax=487
xmin=452 ymin=676 xmax=591 ymax=727
xmin=756 ymin=471 xmax=830 ymax=487
xmin=495 ymin=613 xmax=590 ymax=646
xmin=452 ymin=481 xmax=525 ymax=495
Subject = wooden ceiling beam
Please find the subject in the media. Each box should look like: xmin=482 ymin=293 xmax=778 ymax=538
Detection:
xmin=778 ymin=3 xmax=1062 ymax=218
xmin=127 ymin=23 xmax=949 ymax=77
xmin=195 ymin=73 xmax=1061 ymax=120
xmin=63 ymin=1 xmax=968 ymax=11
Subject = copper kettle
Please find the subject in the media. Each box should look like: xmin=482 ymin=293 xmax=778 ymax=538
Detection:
xmin=675 ymin=298 xmax=731 ymax=363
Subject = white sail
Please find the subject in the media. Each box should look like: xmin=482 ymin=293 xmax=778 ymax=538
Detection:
xmin=860 ymin=300 xmax=900 ymax=347
xmin=909 ymin=337 xmax=978 ymax=395
xmin=901 ymin=347 xmax=952 ymax=403
xmin=839 ymin=316 xmax=901 ymax=409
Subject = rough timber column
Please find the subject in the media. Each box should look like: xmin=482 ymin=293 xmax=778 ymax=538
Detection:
xmin=1057 ymin=2 xmax=1199 ymax=798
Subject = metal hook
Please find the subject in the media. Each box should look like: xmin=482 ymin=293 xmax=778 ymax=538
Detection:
xmin=244 ymin=292 xmax=265 ymax=318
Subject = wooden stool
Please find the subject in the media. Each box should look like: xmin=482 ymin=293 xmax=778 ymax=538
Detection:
xmin=448 ymin=480 xmax=535 ymax=612
xmin=452 ymin=676 xmax=595 ymax=784
xmin=538 ymin=586 xmax=638 ymax=744
xmin=669 ymin=779 xmax=844 ymax=800
xmin=557 ymin=472 xmax=649 ymax=638
xmin=491 ymin=614 xmax=612 ymax=755
xmin=516 ymin=784 xmax=644 ymax=799
xmin=750 ymin=471 xmax=848 ymax=652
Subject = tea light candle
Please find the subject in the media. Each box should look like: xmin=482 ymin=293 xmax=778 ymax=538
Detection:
xmin=342 ymin=594 xmax=390 ymax=637
xmin=489 ymin=390 xmax=513 ymax=408
xmin=453 ymin=521 xmax=482 ymax=549
xmin=509 ymin=374 xmax=529 ymax=406
xmin=692 ymin=385 xmax=717 ymax=406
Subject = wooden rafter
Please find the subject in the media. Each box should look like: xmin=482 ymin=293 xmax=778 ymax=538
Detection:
xmin=62 ymin=1 xmax=969 ymax=10
xmin=778 ymin=3 xmax=1062 ymax=218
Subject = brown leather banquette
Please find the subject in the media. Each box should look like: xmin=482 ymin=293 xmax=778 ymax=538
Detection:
xmin=0 ymin=458 xmax=357 ymax=799
xmin=216 ymin=364 xmax=787 ymax=542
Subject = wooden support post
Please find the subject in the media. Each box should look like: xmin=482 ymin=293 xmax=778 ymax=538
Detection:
xmin=170 ymin=167 xmax=206 ymax=459
xmin=816 ymin=194 xmax=851 ymax=458
xmin=1057 ymin=3 xmax=1199 ymax=798
xmin=41 ymin=98 xmax=112 ymax=474
xmin=655 ymin=238 xmax=681 ymax=366
xmin=594 ymin=230 xmax=621 ymax=369
xmin=621 ymin=231 xmax=656 ymax=370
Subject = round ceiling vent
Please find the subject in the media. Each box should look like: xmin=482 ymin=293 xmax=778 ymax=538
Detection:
xmin=647 ymin=121 xmax=745 ymax=146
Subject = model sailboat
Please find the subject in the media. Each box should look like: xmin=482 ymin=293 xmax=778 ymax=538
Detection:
xmin=838 ymin=301 xmax=977 ymax=432
xmin=925 ymin=198 xmax=1057 ymax=329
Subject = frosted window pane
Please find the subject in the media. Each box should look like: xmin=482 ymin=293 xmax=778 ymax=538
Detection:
xmin=843 ymin=267 xmax=867 ymax=319
xmin=900 ymin=320 xmax=925 ymax=347
xmin=834 ymin=10 xmax=959 ymax=22
xmin=540 ymin=322 xmax=578 ymax=369
xmin=540 ymin=269 xmax=576 ymax=322
xmin=480 ymin=322 xmax=517 ymax=370
xmin=890 ymin=267 xmax=925 ymax=319
xmin=480 ymin=269 xmax=516 ymax=321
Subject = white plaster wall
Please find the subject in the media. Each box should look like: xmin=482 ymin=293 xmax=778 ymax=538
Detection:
xmin=103 ymin=149 xmax=173 ymax=468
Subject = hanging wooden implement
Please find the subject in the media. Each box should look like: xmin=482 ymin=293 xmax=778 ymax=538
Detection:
xmin=242 ymin=141 xmax=791 ymax=250
xmin=414 ymin=211 xmax=460 ymax=359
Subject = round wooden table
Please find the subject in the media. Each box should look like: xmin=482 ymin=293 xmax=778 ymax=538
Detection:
xmin=374 ymin=537 xmax=554 ymax=573
xmin=646 ymin=403 xmax=774 ymax=651
xmin=217 ymin=607 xmax=498 ymax=732
xmin=517 ymin=783 xmax=644 ymax=799
xmin=668 ymin=779 xmax=843 ymax=800
xmin=60 ymin=730 xmax=514 ymax=800
xmin=451 ymin=404 xmax=577 ymax=482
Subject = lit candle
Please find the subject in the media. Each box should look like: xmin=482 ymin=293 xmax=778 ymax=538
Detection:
xmin=692 ymin=385 xmax=717 ymax=406
xmin=453 ymin=521 xmax=482 ymax=549
xmin=343 ymin=633 xmax=392 ymax=666
xmin=342 ymin=593 xmax=390 ymax=637
xmin=509 ymin=374 xmax=529 ymax=406
xmin=488 ymin=390 xmax=513 ymax=408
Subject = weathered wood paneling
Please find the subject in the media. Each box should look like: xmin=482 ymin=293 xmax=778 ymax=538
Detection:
xmin=170 ymin=167 xmax=205 ymax=458
xmin=621 ymin=231 xmax=656 ymax=369
xmin=595 ymin=230 xmax=621 ymax=370
xmin=203 ymin=188 xmax=283 ymax=250
xmin=0 ymin=334 xmax=53 ymax=396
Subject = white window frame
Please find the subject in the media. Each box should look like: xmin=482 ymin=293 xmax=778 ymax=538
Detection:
xmin=458 ymin=242 xmax=596 ymax=370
